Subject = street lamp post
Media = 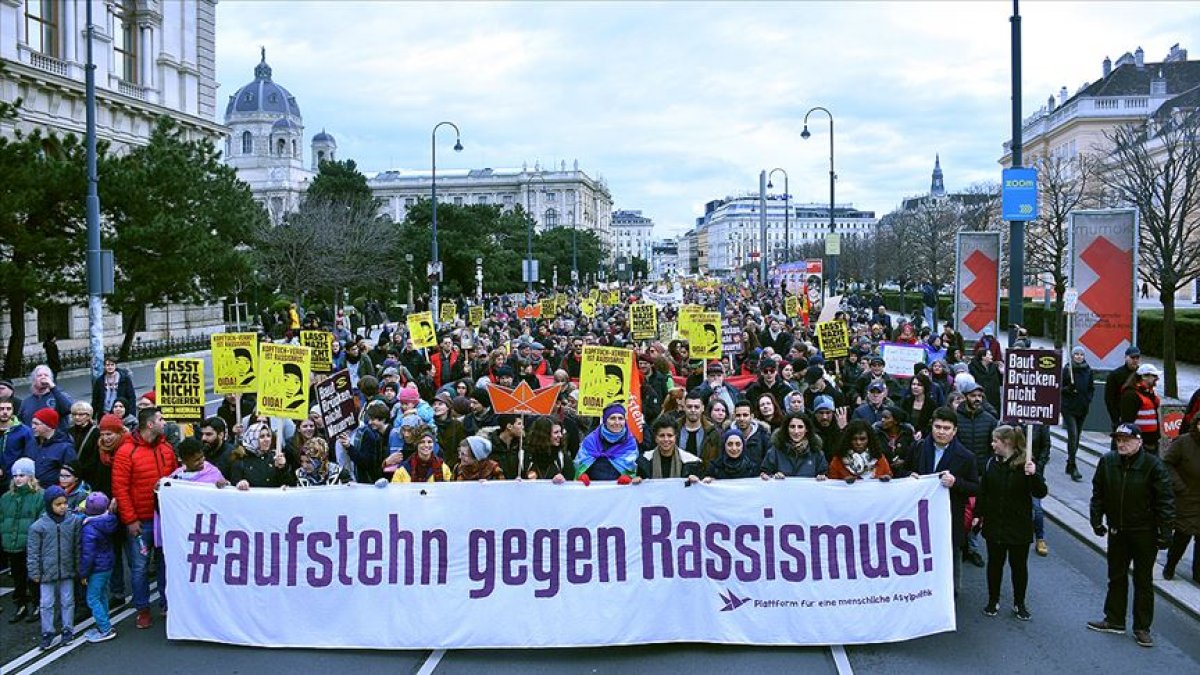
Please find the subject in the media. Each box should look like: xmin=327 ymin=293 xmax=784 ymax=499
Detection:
xmin=405 ymin=253 xmax=414 ymax=310
xmin=801 ymin=107 xmax=836 ymax=296
xmin=475 ymin=257 xmax=484 ymax=302
xmin=571 ymin=208 xmax=578 ymax=286
xmin=430 ymin=121 xmax=463 ymax=321
xmin=768 ymin=168 xmax=789 ymax=266
xmin=758 ymin=170 xmax=768 ymax=284
xmin=525 ymin=172 xmax=547 ymax=292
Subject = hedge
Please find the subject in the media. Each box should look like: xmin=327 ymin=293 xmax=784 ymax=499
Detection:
xmin=880 ymin=292 xmax=1200 ymax=362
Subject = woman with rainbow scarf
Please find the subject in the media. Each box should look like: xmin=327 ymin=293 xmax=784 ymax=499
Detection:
xmin=574 ymin=403 xmax=639 ymax=485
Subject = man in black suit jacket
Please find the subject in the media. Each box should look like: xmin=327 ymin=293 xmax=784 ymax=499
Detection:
xmin=898 ymin=406 xmax=980 ymax=595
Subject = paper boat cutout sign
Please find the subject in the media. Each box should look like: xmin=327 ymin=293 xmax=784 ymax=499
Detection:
xmin=489 ymin=381 xmax=564 ymax=416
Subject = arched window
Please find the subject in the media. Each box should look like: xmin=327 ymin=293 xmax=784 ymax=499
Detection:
xmin=317 ymin=150 xmax=325 ymax=162
xmin=544 ymin=208 xmax=558 ymax=227
xmin=291 ymin=140 xmax=297 ymax=157
xmin=241 ymin=131 xmax=252 ymax=154
xmin=276 ymin=138 xmax=285 ymax=156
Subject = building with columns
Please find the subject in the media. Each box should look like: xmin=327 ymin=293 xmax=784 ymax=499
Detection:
xmin=368 ymin=161 xmax=614 ymax=254
xmin=0 ymin=0 xmax=226 ymax=352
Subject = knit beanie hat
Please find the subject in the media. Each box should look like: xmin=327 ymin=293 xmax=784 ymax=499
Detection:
xmin=466 ymin=436 xmax=492 ymax=460
xmin=99 ymin=413 xmax=126 ymax=434
xmin=398 ymin=386 xmax=421 ymax=404
xmin=141 ymin=391 xmax=157 ymax=404
xmin=33 ymin=408 xmax=59 ymax=429
xmin=85 ymin=491 xmax=110 ymax=516
xmin=451 ymin=396 xmax=472 ymax=416
xmin=11 ymin=457 xmax=35 ymax=477
xmin=43 ymin=485 xmax=66 ymax=510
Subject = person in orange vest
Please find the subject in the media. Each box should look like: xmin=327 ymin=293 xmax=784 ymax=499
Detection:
xmin=1120 ymin=364 xmax=1162 ymax=455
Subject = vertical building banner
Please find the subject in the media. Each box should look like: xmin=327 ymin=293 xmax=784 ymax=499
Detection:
xmin=953 ymin=231 xmax=1001 ymax=344
xmin=1069 ymin=210 xmax=1137 ymax=370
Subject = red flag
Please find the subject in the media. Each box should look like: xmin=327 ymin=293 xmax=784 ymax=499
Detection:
xmin=626 ymin=351 xmax=645 ymax=445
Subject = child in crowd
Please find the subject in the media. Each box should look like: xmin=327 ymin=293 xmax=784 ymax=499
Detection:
xmin=80 ymin=491 xmax=119 ymax=642
xmin=28 ymin=485 xmax=83 ymax=650
xmin=2 ymin=457 xmax=42 ymax=624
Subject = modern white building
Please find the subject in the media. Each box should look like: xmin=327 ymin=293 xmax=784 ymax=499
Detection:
xmin=676 ymin=230 xmax=698 ymax=276
xmin=611 ymin=209 xmax=654 ymax=262
xmin=368 ymin=161 xmax=614 ymax=253
xmin=696 ymin=194 xmax=877 ymax=274
xmin=0 ymin=0 xmax=226 ymax=351
xmin=649 ymin=240 xmax=679 ymax=281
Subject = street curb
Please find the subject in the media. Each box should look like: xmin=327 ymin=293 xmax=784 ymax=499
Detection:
xmin=1041 ymin=487 xmax=1200 ymax=623
xmin=7 ymin=350 xmax=210 ymax=388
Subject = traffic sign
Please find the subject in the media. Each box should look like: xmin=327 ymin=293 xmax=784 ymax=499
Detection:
xmin=1002 ymin=167 xmax=1038 ymax=221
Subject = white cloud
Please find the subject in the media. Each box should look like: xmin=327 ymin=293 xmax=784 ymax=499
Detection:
xmin=215 ymin=0 xmax=1200 ymax=238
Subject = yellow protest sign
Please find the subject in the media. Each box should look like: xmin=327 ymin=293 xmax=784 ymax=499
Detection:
xmin=578 ymin=346 xmax=633 ymax=417
xmin=816 ymin=320 xmax=851 ymax=359
xmin=785 ymin=296 xmax=799 ymax=318
xmin=469 ymin=305 xmax=484 ymax=327
xmin=407 ymin=311 xmax=437 ymax=349
xmin=676 ymin=304 xmax=704 ymax=341
xmin=300 ymin=330 xmax=334 ymax=373
xmin=211 ymin=333 xmax=258 ymax=394
xmin=440 ymin=302 xmax=457 ymax=325
xmin=629 ymin=303 xmax=658 ymax=340
xmin=258 ymin=343 xmax=312 ymax=419
xmin=685 ymin=311 xmax=723 ymax=359
xmin=589 ymin=289 xmax=600 ymax=304
xmin=539 ymin=299 xmax=552 ymax=317
xmin=581 ymin=299 xmax=596 ymax=318
xmin=155 ymin=358 xmax=205 ymax=421
xmin=606 ymin=290 xmax=621 ymax=306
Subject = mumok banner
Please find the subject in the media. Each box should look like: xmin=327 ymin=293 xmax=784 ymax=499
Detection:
xmin=160 ymin=478 xmax=955 ymax=649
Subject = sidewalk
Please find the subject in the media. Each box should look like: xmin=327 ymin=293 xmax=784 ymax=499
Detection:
xmin=1042 ymin=428 xmax=1200 ymax=622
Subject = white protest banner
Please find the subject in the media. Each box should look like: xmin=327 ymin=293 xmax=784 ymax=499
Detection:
xmin=880 ymin=342 xmax=927 ymax=379
xmin=160 ymin=478 xmax=954 ymax=650
xmin=643 ymin=288 xmax=683 ymax=306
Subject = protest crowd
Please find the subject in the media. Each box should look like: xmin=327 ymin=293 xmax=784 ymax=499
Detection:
xmin=0 ymin=278 xmax=1191 ymax=651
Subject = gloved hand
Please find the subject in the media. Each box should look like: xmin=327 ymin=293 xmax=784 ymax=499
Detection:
xmin=1093 ymin=525 xmax=1107 ymax=537
xmin=616 ymin=475 xmax=632 ymax=485
xmin=577 ymin=473 xmax=591 ymax=486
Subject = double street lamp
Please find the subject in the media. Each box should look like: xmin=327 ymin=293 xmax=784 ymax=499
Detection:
xmin=767 ymin=167 xmax=789 ymax=265
xmin=801 ymin=106 xmax=836 ymax=295
xmin=430 ymin=121 xmax=463 ymax=321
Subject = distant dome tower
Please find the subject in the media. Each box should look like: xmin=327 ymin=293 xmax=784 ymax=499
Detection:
xmin=223 ymin=48 xmax=313 ymax=223
xmin=311 ymin=129 xmax=337 ymax=170
xmin=930 ymin=154 xmax=946 ymax=198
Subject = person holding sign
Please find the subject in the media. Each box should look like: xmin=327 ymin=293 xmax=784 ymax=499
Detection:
xmin=978 ymin=425 xmax=1047 ymax=621
xmin=575 ymin=403 xmax=638 ymax=484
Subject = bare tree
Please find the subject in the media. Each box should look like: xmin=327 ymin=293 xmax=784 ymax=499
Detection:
xmin=1102 ymin=110 xmax=1200 ymax=397
xmin=1025 ymin=154 xmax=1103 ymax=347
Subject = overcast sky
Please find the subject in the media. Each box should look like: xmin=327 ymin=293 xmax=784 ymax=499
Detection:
xmin=214 ymin=1 xmax=1198 ymax=237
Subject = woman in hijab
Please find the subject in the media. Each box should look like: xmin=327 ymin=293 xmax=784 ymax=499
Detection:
xmin=295 ymin=437 xmax=350 ymax=487
xmin=454 ymin=437 xmax=507 ymax=482
xmin=575 ymin=403 xmax=639 ymax=484
xmin=703 ymin=428 xmax=760 ymax=482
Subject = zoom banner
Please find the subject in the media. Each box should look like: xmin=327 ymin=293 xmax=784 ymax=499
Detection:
xmin=160 ymin=477 xmax=954 ymax=649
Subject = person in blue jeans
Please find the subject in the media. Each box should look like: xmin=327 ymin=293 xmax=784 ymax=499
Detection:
xmin=80 ymin=491 xmax=119 ymax=642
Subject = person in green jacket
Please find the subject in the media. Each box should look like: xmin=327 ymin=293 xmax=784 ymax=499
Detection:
xmin=2 ymin=457 xmax=43 ymax=623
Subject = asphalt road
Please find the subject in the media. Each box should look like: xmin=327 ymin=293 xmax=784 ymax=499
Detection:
xmin=3 ymin=517 xmax=1197 ymax=675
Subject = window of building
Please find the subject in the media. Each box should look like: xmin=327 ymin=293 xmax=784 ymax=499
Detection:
xmin=276 ymin=138 xmax=286 ymax=156
xmin=317 ymin=150 xmax=325 ymax=162
xmin=114 ymin=2 xmax=138 ymax=82
xmin=242 ymin=131 xmax=252 ymax=154
xmin=291 ymin=140 xmax=297 ymax=157
xmin=26 ymin=0 xmax=59 ymax=57
xmin=547 ymin=192 xmax=556 ymax=202
xmin=476 ymin=195 xmax=488 ymax=204
xmin=454 ymin=196 xmax=464 ymax=206
xmin=503 ymin=194 xmax=514 ymax=205
xmin=545 ymin=209 xmax=558 ymax=225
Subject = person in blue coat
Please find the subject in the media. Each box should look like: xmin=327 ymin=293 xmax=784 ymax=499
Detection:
xmin=18 ymin=366 xmax=73 ymax=433
xmin=1061 ymin=346 xmax=1094 ymax=482
xmin=79 ymin=492 xmax=119 ymax=642
xmin=899 ymin=406 xmax=980 ymax=595
xmin=0 ymin=398 xmax=35 ymax=491
xmin=27 ymin=409 xmax=77 ymax=490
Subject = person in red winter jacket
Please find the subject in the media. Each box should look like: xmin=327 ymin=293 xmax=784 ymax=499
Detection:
xmin=110 ymin=407 xmax=176 ymax=630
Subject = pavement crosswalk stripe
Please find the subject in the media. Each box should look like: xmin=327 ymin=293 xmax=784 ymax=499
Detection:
xmin=830 ymin=645 xmax=854 ymax=675
xmin=416 ymin=649 xmax=446 ymax=675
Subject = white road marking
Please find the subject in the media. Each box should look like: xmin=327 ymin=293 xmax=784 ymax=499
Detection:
xmin=3 ymin=591 xmax=157 ymax=675
xmin=831 ymin=645 xmax=854 ymax=675
xmin=416 ymin=649 xmax=447 ymax=675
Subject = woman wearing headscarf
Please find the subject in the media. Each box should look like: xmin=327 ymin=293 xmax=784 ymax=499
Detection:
xmin=295 ymin=437 xmax=350 ymax=487
xmin=703 ymin=428 xmax=760 ymax=482
xmin=454 ymin=437 xmax=506 ymax=482
xmin=574 ymin=403 xmax=639 ymax=484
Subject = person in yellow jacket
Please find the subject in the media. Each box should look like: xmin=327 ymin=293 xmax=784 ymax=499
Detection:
xmin=288 ymin=304 xmax=301 ymax=331
xmin=391 ymin=427 xmax=451 ymax=482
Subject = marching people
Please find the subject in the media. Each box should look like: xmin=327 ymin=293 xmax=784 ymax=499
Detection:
xmin=28 ymin=484 xmax=82 ymax=650
xmin=634 ymin=416 xmax=702 ymax=482
xmin=1088 ymin=424 xmax=1175 ymax=648
xmin=2 ymin=457 xmax=42 ymax=624
xmin=1162 ymin=418 xmax=1200 ymax=583
xmin=761 ymin=412 xmax=827 ymax=479
xmin=1061 ymin=346 xmax=1095 ymax=482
